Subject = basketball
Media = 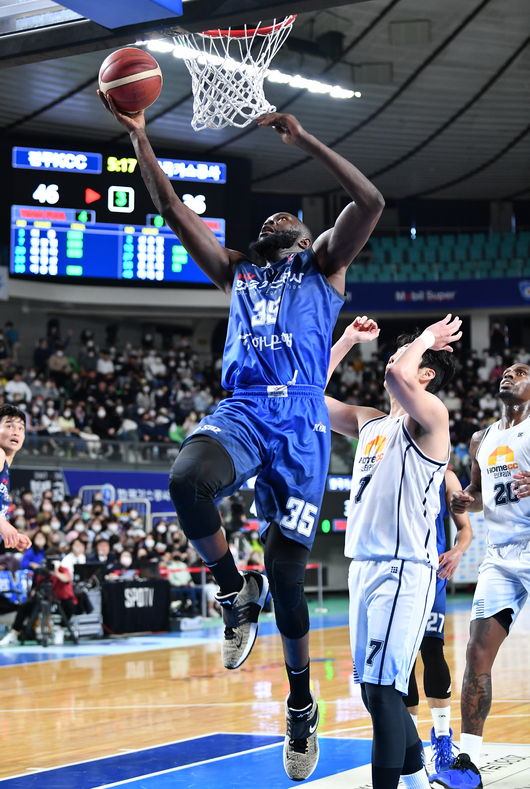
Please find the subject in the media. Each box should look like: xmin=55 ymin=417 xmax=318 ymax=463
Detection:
xmin=98 ymin=47 xmax=162 ymax=114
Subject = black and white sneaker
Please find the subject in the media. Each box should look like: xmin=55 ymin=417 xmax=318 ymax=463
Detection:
xmin=283 ymin=692 xmax=319 ymax=781
xmin=215 ymin=570 xmax=269 ymax=669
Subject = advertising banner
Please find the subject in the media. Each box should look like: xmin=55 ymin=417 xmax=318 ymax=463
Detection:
xmin=344 ymin=277 xmax=530 ymax=311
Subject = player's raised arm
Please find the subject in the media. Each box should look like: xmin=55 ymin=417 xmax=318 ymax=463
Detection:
xmin=256 ymin=112 xmax=384 ymax=291
xmin=326 ymin=316 xmax=380 ymax=385
xmin=99 ymin=93 xmax=239 ymax=293
xmin=450 ymin=430 xmax=484 ymax=514
xmin=384 ymin=314 xmax=462 ymax=458
xmin=437 ymin=468 xmax=473 ymax=580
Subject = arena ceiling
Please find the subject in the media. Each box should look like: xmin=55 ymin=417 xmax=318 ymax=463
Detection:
xmin=0 ymin=0 xmax=528 ymax=202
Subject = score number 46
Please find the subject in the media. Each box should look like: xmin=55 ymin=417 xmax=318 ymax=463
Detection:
xmin=32 ymin=183 xmax=59 ymax=204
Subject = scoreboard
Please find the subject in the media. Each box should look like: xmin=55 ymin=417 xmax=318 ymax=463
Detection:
xmin=8 ymin=143 xmax=237 ymax=287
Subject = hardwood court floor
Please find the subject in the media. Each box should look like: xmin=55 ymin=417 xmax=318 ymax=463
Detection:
xmin=0 ymin=601 xmax=528 ymax=783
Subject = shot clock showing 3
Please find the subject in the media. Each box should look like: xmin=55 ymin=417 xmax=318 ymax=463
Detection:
xmin=6 ymin=142 xmax=242 ymax=286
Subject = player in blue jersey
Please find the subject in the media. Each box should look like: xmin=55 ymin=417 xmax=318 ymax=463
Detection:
xmin=101 ymin=97 xmax=384 ymax=780
xmin=0 ymin=405 xmax=31 ymax=552
xmin=405 ymin=469 xmax=472 ymax=772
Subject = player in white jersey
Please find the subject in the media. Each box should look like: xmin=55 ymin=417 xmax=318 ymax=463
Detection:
xmin=429 ymin=362 xmax=530 ymax=788
xmin=326 ymin=314 xmax=462 ymax=789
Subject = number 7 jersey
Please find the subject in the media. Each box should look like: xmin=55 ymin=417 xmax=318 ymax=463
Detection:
xmin=345 ymin=414 xmax=448 ymax=568
xmin=475 ymin=416 xmax=530 ymax=546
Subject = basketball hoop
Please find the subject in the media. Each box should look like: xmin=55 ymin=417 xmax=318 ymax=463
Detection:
xmin=173 ymin=16 xmax=296 ymax=130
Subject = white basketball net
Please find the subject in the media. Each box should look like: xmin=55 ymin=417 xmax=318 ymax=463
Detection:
xmin=174 ymin=17 xmax=296 ymax=130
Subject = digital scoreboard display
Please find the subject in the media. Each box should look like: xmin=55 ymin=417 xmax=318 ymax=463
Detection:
xmin=8 ymin=144 xmax=233 ymax=287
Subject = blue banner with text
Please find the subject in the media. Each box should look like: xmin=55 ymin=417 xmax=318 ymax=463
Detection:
xmin=344 ymin=277 xmax=529 ymax=311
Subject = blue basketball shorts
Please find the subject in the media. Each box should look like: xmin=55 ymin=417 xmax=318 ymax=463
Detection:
xmin=424 ymin=575 xmax=447 ymax=640
xmin=183 ymin=385 xmax=330 ymax=549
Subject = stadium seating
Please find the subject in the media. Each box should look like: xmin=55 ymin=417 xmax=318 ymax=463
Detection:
xmin=348 ymin=231 xmax=530 ymax=283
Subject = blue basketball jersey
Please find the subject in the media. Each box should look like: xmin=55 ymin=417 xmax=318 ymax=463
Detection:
xmin=436 ymin=479 xmax=447 ymax=556
xmin=222 ymin=248 xmax=345 ymax=390
xmin=0 ymin=461 xmax=10 ymax=519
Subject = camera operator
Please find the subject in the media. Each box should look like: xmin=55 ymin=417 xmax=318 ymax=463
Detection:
xmin=0 ymin=555 xmax=77 ymax=646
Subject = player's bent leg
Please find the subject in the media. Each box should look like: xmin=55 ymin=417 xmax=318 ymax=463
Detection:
xmin=264 ymin=522 xmax=318 ymax=781
xmin=169 ymin=436 xmax=268 ymax=670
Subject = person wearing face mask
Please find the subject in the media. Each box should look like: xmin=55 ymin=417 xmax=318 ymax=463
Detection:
xmin=20 ymin=532 xmax=49 ymax=570
xmin=142 ymin=536 xmax=156 ymax=556
xmin=88 ymin=538 xmax=115 ymax=573
xmin=88 ymin=518 xmax=104 ymax=541
xmin=58 ymin=408 xmax=80 ymax=439
xmin=47 ymin=344 xmax=72 ymax=386
xmin=136 ymin=383 xmax=154 ymax=412
xmin=61 ymin=537 xmax=87 ymax=576
xmin=107 ymin=550 xmax=137 ymax=580
xmin=90 ymin=406 xmax=115 ymax=440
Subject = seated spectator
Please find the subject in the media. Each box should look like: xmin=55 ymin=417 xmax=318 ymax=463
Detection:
xmin=4 ymin=370 xmax=32 ymax=405
xmin=61 ymin=537 xmax=87 ymax=576
xmin=164 ymin=551 xmax=201 ymax=615
xmin=47 ymin=345 xmax=71 ymax=385
xmin=87 ymin=538 xmax=116 ymax=574
xmin=19 ymin=532 xmax=48 ymax=571
xmin=20 ymin=490 xmax=38 ymax=522
xmin=107 ymin=550 xmax=137 ymax=580
xmin=96 ymin=350 xmax=115 ymax=376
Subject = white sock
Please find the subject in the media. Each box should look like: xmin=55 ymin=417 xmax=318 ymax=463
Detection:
xmin=459 ymin=733 xmax=482 ymax=766
xmin=409 ymin=712 xmax=418 ymax=728
xmin=431 ymin=705 xmax=451 ymax=737
xmin=401 ymin=767 xmax=430 ymax=788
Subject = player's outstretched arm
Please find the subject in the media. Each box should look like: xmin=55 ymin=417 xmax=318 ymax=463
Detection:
xmin=99 ymin=92 xmax=238 ymax=293
xmin=437 ymin=468 xmax=473 ymax=580
xmin=385 ymin=314 xmax=462 ymax=461
xmin=256 ymin=112 xmax=384 ymax=287
xmin=325 ymin=396 xmax=384 ymax=439
xmin=327 ymin=316 xmax=379 ymax=384
xmin=450 ymin=430 xmax=484 ymax=514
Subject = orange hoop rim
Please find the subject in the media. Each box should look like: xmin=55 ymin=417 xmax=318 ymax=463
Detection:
xmin=200 ymin=14 xmax=297 ymax=39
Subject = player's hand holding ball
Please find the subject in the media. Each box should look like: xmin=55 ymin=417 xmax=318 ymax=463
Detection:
xmin=98 ymin=47 xmax=162 ymax=131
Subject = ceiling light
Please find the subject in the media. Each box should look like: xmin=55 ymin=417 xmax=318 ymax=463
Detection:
xmin=140 ymin=39 xmax=360 ymax=100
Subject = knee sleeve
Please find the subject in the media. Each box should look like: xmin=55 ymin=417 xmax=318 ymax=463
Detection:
xmin=264 ymin=522 xmax=309 ymax=639
xmin=169 ymin=436 xmax=235 ymax=540
xmin=421 ymin=637 xmax=451 ymax=700
xmin=403 ymin=660 xmax=419 ymax=708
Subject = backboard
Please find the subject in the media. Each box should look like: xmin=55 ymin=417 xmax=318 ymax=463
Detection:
xmin=0 ymin=0 xmax=367 ymax=66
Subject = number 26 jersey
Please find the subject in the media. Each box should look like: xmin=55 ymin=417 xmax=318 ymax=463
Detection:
xmin=476 ymin=416 xmax=530 ymax=546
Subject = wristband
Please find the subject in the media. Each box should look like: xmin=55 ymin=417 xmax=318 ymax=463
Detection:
xmin=419 ymin=329 xmax=435 ymax=349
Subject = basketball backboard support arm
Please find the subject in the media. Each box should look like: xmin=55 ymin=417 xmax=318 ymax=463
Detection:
xmin=0 ymin=0 xmax=367 ymax=67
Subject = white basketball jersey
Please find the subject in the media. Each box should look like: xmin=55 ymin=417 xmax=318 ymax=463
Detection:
xmin=476 ymin=416 xmax=530 ymax=545
xmin=345 ymin=415 xmax=448 ymax=568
